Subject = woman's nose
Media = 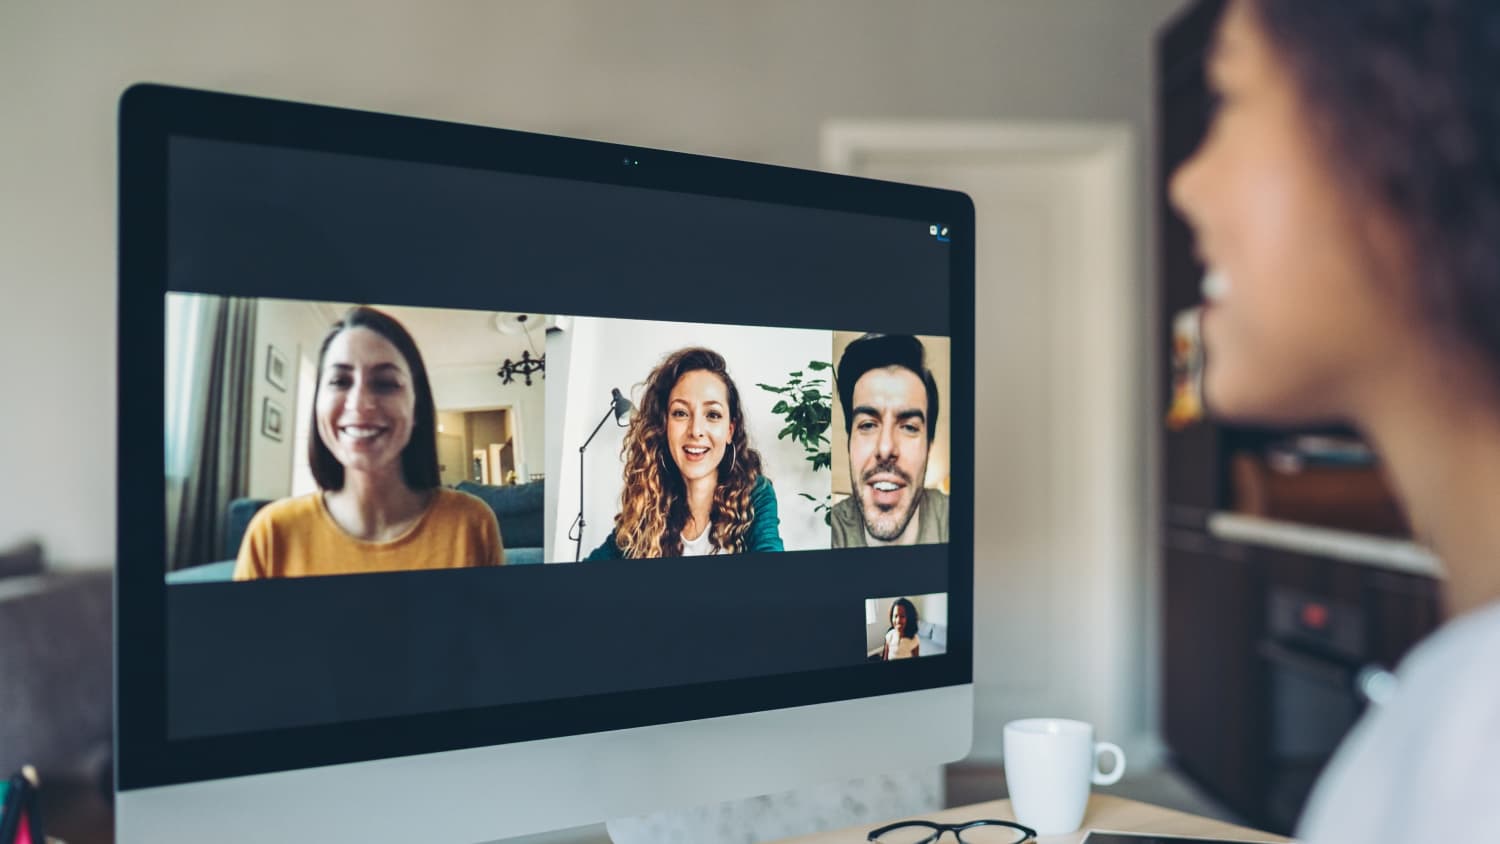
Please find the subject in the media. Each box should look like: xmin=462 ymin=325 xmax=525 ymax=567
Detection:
xmin=1169 ymin=148 xmax=1203 ymax=226
xmin=349 ymin=381 xmax=377 ymax=410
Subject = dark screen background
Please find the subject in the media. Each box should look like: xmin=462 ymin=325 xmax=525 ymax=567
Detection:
xmin=164 ymin=136 xmax=958 ymax=740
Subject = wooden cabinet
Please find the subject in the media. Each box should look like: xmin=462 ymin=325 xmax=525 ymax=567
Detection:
xmin=1162 ymin=532 xmax=1264 ymax=816
xmin=1365 ymin=569 xmax=1443 ymax=668
xmin=1163 ymin=536 xmax=1441 ymax=832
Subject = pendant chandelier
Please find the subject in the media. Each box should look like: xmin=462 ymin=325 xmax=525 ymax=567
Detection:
xmin=495 ymin=312 xmax=546 ymax=386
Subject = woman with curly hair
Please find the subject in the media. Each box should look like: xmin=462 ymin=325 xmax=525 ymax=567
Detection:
xmin=1171 ymin=0 xmax=1500 ymax=839
xmin=586 ymin=347 xmax=784 ymax=559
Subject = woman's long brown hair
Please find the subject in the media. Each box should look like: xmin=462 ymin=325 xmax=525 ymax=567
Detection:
xmin=613 ymin=347 xmax=763 ymax=557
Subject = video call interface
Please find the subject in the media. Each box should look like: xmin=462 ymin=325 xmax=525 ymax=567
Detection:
xmin=162 ymin=136 xmax=961 ymax=741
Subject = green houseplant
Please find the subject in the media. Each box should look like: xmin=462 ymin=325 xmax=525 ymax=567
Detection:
xmin=758 ymin=361 xmax=834 ymax=523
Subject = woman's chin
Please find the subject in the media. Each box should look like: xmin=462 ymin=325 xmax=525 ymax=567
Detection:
xmin=1204 ymin=369 xmax=1345 ymax=427
xmin=673 ymin=461 xmax=718 ymax=484
xmin=1205 ymin=374 xmax=1283 ymax=425
xmin=338 ymin=454 xmax=401 ymax=478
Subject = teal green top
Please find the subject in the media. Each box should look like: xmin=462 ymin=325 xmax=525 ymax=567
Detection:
xmin=586 ymin=475 xmax=784 ymax=559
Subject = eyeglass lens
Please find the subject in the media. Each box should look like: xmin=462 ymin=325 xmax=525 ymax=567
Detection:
xmin=871 ymin=824 xmax=1029 ymax=844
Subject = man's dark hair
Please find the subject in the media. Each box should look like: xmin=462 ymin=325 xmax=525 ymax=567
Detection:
xmin=836 ymin=334 xmax=940 ymax=443
xmin=308 ymin=306 xmax=441 ymax=492
xmin=1251 ymin=0 xmax=1500 ymax=392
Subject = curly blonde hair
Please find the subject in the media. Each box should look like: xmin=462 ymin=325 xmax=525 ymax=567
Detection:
xmin=613 ymin=347 xmax=763 ymax=558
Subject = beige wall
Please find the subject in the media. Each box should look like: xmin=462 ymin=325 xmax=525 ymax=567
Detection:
xmin=0 ymin=0 xmax=1188 ymax=560
xmin=467 ymin=411 xmax=509 ymax=457
xmin=246 ymin=298 xmax=333 ymax=500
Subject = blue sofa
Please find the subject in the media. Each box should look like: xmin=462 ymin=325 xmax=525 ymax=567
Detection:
xmin=166 ymin=481 xmax=545 ymax=583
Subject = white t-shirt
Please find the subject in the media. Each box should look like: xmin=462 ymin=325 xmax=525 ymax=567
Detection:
xmin=1297 ymin=600 xmax=1500 ymax=843
xmin=680 ymin=527 xmax=718 ymax=557
xmin=885 ymin=628 xmax=919 ymax=659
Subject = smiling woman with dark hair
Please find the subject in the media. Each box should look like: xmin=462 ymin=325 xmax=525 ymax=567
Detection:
xmin=233 ymin=306 xmax=503 ymax=579
xmin=881 ymin=598 xmax=920 ymax=661
xmin=1170 ymin=1 xmax=1500 ymax=839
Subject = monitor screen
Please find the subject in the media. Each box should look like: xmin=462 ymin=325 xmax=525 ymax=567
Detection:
xmin=118 ymin=85 xmax=973 ymax=798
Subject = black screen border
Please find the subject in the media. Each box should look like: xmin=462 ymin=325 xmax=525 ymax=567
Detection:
xmin=118 ymin=83 xmax=976 ymax=790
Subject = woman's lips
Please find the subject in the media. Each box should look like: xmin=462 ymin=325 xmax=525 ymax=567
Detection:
xmin=682 ymin=444 xmax=710 ymax=462
xmin=339 ymin=425 xmax=389 ymax=447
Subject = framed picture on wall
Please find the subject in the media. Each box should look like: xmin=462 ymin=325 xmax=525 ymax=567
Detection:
xmin=266 ymin=344 xmax=289 ymax=391
xmin=262 ymin=397 xmax=285 ymax=442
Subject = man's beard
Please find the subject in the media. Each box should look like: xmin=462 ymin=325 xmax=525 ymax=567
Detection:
xmin=854 ymin=457 xmax=926 ymax=542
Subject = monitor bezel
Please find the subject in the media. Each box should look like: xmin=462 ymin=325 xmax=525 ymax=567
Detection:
xmin=118 ymin=83 xmax=975 ymax=790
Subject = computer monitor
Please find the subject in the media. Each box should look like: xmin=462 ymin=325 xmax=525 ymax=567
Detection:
xmin=116 ymin=84 xmax=975 ymax=843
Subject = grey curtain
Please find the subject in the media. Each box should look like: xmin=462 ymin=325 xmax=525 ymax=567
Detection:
xmin=167 ymin=297 xmax=258 ymax=571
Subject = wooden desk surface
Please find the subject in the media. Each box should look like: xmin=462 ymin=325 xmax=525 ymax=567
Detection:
xmin=774 ymin=794 xmax=1289 ymax=844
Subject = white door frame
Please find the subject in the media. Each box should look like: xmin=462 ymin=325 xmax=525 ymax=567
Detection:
xmin=821 ymin=121 xmax=1156 ymax=765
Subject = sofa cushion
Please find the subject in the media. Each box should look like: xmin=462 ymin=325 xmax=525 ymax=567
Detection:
xmin=0 ymin=570 xmax=112 ymax=778
xmin=454 ymin=481 xmax=544 ymax=548
xmin=0 ymin=540 xmax=45 ymax=580
xmin=506 ymin=547 xmax=545 ymax=565
xmin=224 ymin=498 xmax=273 ymax=560
xmin=166 ymin=560 xmax=238 ymax=584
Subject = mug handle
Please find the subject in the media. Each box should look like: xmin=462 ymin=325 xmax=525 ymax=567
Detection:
xmin=1092 ymin=741 xmax=1126 ymax=786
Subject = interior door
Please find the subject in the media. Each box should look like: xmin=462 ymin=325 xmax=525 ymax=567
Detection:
xmin=836 ymin=137 xmax=1136 ymax=758
xmin=437 ymin=433 xmax=467 ymax=487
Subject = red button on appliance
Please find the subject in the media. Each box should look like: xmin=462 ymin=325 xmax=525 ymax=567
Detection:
xmin=1300 ymin=602 xmax=1329 ymax=630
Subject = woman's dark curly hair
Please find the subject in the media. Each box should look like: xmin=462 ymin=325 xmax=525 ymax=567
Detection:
xmin=1249 ymin=0 xmax=1500 ymax=387
xmin=613 ymin=347 xmax=764 ymax=558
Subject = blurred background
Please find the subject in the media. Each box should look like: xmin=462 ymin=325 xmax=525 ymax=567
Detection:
xmin=7 ymin=2 xmax=1438 ymax=843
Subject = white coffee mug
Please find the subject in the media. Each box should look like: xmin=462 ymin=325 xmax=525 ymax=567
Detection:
xmin=1003 ymin=718 xmax=1126 ymax=836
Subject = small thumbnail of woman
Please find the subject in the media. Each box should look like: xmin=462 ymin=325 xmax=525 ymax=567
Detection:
xmin=234 ymin=306 xmax=504 ymax=579
xmin=587 ymin=347 xmax=784 ymax=558
xmin=882 ymin=597 xmax=920 ymax=660
xmin=865 ymin=593 xmax=947 ymax=661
